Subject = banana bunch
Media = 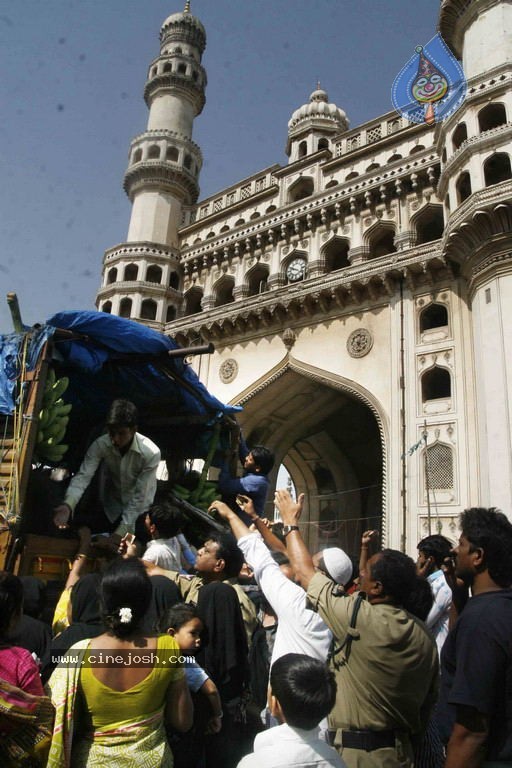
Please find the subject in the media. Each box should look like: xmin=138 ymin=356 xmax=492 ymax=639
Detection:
xmin=35 ymin=369 xmax=72 ymax=463
xmin=172 ymin=480 xmax=220 ymax=512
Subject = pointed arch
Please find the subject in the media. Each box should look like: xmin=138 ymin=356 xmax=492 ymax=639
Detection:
xmin=321 ymin=235 xmax=350 ymax=272
xmin=213 ymin=275 xmax=235 ymax=307
xmin=411 ymin=204 xmax=444 ymax=245
xmin=288 ymin=176 xmax=314 ymax=203
xmin=246 ymin=262 xmax=269 ymax=296
xmin=183 ymin=287 xmax=203 ymax=316
xmin=364 ymin=221 xmax=397 ymax=259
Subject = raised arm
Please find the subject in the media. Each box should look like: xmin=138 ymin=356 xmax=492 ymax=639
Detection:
xmin=359 ymin=529 xmax=379 ymax=578
xmin=274 ymin=489 xmax=315 ymax=588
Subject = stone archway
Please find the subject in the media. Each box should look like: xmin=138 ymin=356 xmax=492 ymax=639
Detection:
xmin=232 ymin=358 xmax=386 ymax=559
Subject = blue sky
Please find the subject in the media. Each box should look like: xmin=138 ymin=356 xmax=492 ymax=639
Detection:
xmin=0 ymin=0 xmax=440 ymax=332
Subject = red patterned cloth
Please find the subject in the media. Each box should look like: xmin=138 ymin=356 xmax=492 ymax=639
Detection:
xmin=0 ymin=646 xmax=44 ymax=696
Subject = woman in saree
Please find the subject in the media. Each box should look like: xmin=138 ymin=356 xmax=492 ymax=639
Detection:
xmin=0 ymin=571 xmax=54 ymax=767
xmin=47 ymin=557 xmax=192 ymax=767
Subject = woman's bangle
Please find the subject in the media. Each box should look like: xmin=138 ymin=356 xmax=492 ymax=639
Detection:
xmin=75 ymin=553 xmax=89 ymax=561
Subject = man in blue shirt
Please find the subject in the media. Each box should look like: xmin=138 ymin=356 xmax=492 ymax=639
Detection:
xmin=217 ymin=439 xmax=274 ymax=522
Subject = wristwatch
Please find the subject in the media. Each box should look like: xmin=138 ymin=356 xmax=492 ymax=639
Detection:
xmin=283 ymin=525 xmax=300 ymax=537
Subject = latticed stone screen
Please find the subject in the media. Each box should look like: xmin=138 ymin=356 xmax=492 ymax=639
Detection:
xmin=426 ymin=443 xmax=453 ymax=489
xmin=367 ymin=125 xmax=382 ymax=143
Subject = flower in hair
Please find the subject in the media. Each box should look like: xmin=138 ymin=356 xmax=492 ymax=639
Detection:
xmin=119 ymin=607 xmax=132 ymax=624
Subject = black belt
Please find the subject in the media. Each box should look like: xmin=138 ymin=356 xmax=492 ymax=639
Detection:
xmin=340 ymin=728 xmax=396 ymax=751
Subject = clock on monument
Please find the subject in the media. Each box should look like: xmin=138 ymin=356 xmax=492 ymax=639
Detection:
xmin=286 ymin=257 xmax=307 ymax=282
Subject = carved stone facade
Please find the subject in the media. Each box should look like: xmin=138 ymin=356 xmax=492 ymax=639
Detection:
xmin=97 ymin=0 xmax=512 ymax=555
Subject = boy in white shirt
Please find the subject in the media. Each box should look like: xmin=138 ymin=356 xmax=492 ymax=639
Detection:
xmin=237 ymin=653 xmax=345 ymax=768
xmin=143 ymin=501 xmax=195 ymax=572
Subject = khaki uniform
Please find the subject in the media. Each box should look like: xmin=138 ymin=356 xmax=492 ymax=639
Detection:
xmin=307 ymin=573 xmax=438 ymax=768
xmin=159 ymin=569 xmax=257 ymax=647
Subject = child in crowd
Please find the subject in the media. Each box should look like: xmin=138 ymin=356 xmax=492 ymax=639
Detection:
xmin=143 ymin=502 xmax=196 ymax=571
xmin=158 ymin=603 xmax=223 ymax=768
xmin=237 ymin=653 xmax=345 ymax=768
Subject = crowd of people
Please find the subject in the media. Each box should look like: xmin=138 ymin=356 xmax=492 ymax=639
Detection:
xmin=1 ymin=399 xmax=511 ymax=767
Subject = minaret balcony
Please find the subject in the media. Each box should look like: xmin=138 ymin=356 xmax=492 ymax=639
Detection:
xmin=123 ymin=160 xmax=199 ymax=203
xmin=144 ymin=72 xmax=205 ymax=114
xmin=97 ymin=281 xmax=182 ymax=301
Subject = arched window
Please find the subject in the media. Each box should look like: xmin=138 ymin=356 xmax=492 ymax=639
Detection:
xmin=420 ymin=303 xmax=448 ymax=333
xmin=425 ymin=443 xmax=453 ymax=490
xmin=484 ymin=153 xmax=512 ymax=187
xmin=318 ymin=138 xmax=329 ymax=151
xmin=192 ymin=70 xmax=198 ymax=81
xmin=265 ymin=206 xmax=276 ymax=214
xmin=163 ymin=62 xmax=172 ymax=73
xmin=325 ymin=179 xmax=339 ymax=189
xmin=288 ymin=176 xmax=314 ymax=203
xmin=249 ymin=211 xmax=260 ymax=220
xmin=124 ymin=264 xmax=138 ymax=281
xmin=366 ymin=162 xmax=380 ymax=173
xmin=166 ymin=146 xmax=179 ymax=162
xmin=410 ymin=144 xmax=425 ymax=155
xmin=422 ymin=366 xmax=451 ymax=401
xmin=346 ymin=171 xmax=359 ymax=181
xmin=148 ymin=145 xmax=160 ymax=160
xmin=166 ymin=305 xmax=177 ymax=322
xmin=169 ymin=271 xmax=180 ymax=290
xmin=456 ymin=171 xmax=472 ymax=203
xmin=298 ymin=141 xmax=307 ymax=158
xmin=368 ymin=227 xmax=396 ymax=259
xmin=220 ymin=225 xmax=230 ymax=233
xmin=107 ymin=267 xmax=117 ymax=284
xmin=214 ymin=278 xmax=235 ymax=307
xmin=141 ymin=299 xmax=157 ymax=321
xmin=184 ymin=154 xmax=192 ymax=170
xmin=119 ymin=298 xmax=132 ymax=318
xmin=323 ymin=237 xmax=350 ymax=272
xmin=132 ymin=148 xmax=142 ymax=164
xmin=452 ymin=123 xmax=467 ymax=151
xmin=151 ymin=67 xmax=157 ymax=77
xmin=415 ymin=206 xmax=444 ymax=244
xmin=247 ymin=265 xmax=269 ymax=297
xmin=387 ymin=153 xmax=402 ymax=163
xmin=235 ymin=218 xmax=245 ymax=226
xmin=177 ymin=63 xmax=187 ymax=75
xmin=146 ymin=265 xmax=162 ymax=284
xmin=478 ymin=103 xmax=507 ymax=133
xmin=102 ymin=301 xmax=112 ymax=314
xmin=184 ymin=288 xmax=203 ymax=316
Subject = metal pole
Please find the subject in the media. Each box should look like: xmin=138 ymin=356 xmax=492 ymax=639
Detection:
xmin=423 ymin=421 xmax=431 ymax=536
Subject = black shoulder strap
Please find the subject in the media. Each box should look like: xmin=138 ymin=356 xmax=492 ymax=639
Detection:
xmin=328 ymin=592 xmax=364 ymax=667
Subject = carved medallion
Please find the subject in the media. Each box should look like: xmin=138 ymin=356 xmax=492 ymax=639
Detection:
xmin=219 ymin=358 xmax=238 ymax=383
xmin=347 ymin=328 xmax=373 ymax=358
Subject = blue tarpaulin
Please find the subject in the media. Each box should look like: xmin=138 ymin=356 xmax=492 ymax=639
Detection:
xmin=1 ymin=310 xmax=240 ymax=466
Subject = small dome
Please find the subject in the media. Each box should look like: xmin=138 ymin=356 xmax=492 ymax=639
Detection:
xmin=288 ymin=87 xmax=349 ymax=133
xmin=160 ymin=4 xmax=206 ymax=52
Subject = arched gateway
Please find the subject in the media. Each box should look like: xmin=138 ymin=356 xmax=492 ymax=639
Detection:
xmin=231 ymin=358 xmax=386 ymax=560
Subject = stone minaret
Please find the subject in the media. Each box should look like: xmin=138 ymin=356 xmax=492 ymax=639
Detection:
xmin=97 ymin=2 xmax=206 ymax=326
xmin=437 ymin=0 xmax=512 ymax=510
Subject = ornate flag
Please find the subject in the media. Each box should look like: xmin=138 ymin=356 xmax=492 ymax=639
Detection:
xmin=392 ymin=34 xmax=467 ymax=125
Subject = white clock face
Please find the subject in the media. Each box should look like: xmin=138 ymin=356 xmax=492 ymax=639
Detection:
xmin=286 ymin=257 xmax=307 ymax=282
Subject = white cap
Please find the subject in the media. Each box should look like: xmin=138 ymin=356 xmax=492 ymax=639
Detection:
xmin=322 ymin=547 xmax=353 ymax=586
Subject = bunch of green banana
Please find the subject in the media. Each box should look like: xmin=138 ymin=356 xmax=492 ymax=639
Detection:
xmin=35 ymin=370 xmax=72 ymax=463
xmin=172 ymin=480 xmax=220 ymax=512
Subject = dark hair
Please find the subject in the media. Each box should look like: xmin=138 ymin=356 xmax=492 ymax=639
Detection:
xmin=157 ymin=602 xmax=200 ymax=634
xmin=207 ymin=532 xmax=244 ymax=578
xmin=417 ymin=534 xmax=453 ymax=569
xmin=405 ymin=577 xmax=434 ymax=621
xmin=250 ymin=445 xmax=275 ymax=475
xmin=106 ymin=399 xmax=138 ymax=429
xmin=270 ymin=653 xmax=336 ymax=730
xmin=147 ymin=502 xmax=183 ymax=538
xmin=460 ymin=507 xmax=512 ymax=587
xmin=370 ymin=549 xmax=418 ymax=605
xmin=100 ymin=558 xmax=152 ymax=638
xmin=0 ymin=572 xmax=23 ymax=635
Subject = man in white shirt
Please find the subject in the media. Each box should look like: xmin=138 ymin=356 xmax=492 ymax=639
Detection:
xmin=53 ymin=399 xmax=160 ymax=539
xmin=416 ymin=534 xmax=453 ymax=654
xmin=210 ymin=500 xmax=352 ymax=667
xmin=143 ymin=502 xmax=194 ymax=572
